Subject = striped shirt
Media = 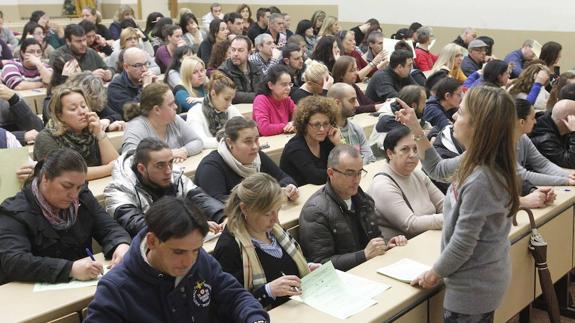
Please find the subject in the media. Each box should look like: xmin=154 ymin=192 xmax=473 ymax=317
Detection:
xmin=1 ymin=60 xmax=51 ymax=89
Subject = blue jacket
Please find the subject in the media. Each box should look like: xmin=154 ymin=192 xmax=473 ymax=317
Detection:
xmin=504 ymin=49 xmax=525 ymax=78
xmin=85 ymin=230 xmax=269 ymax=323
xmin=423 ymin=96 xmax=454 ymax=130
xmin=107 ymin=71 xmax=142 ymax=118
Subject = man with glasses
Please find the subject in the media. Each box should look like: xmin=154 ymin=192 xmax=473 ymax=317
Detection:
xmin=107 ymin=47 xmax=158 ymax=117
xmin=249 ymin=33 xmax=280 ymax=75
xmin=328 ymin=83 xmax=376 ymax=164
xmin=49 ymin=24 xmax=113 ymax=81
xmin=461 ymin=39 xmax=488 ymax=77
xmin=104 ymin=137 xmax=226 ymax=237
xmin=298 ymin=144 xmax=407 ymax=271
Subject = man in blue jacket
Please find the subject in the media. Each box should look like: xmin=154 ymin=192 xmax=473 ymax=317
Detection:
xmin=85 ymin=196 xmax=269 ymax=323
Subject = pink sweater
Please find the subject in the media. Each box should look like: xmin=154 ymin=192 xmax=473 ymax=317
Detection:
xmin=252 ymin=94 xmax=296 ymax=136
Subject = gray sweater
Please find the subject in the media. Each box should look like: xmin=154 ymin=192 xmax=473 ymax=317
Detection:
xmin=340 ymin=120 xmax=376 ymax=165
xmin=516 ymin=134 xmax=568 ymax=186
xmin=122 ymin=115 xmax=203 ymax=156
xmin=422 ymin=148 xmax=512 ymax=314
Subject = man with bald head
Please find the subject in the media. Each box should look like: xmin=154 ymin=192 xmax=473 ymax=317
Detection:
xmin=107 ymin=47 xmax=158 ymax=117
xmin=530 ymin=99 xmax=575 ymax=168
xmin=328 ymin=83 xmax=376 ymax=164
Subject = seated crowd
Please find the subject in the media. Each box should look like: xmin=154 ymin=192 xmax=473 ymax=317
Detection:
xmin=1 ymin=4 xmax=575 ymax=323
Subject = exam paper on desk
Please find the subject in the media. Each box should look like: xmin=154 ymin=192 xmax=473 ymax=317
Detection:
xmin=377 ymin=258 xmax=431 ymax=283
xmin=291 ymin=261 xmax=390 ymax=320
xmin=33 ymin=267 xmax=110 ymax=292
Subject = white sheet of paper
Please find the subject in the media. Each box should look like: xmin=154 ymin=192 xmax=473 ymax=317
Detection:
xmin=383 ymin=38 xmax=416 ymax=59
xmin=204 ymin=231 xmax=221 ymax=242
xmin=33 ymin=267 xmax=110 ymax=292
xmin=292 ymin=261 xmax=377 ymax=320
xmin=0 ymin=147 xmax=29 ymax=203
xmin=376 ymin=258 xmax=431 ymax=283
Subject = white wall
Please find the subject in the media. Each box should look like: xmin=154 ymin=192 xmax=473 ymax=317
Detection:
xmin=185 ymin=0 xmax=575 ymax=32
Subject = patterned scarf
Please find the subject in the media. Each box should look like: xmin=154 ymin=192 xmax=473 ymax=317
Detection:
xmin=202 ymin=96 xmax=228 ymax=136
xmin=235 ymin=223 xmax=310 ymax=291
xmin=31 ymin=178 xmax=80 ymax=230
xmin=217 ymin=139 xmax=261 ymax=178
xmin=45 ymin=119 xmax=96 ymax=162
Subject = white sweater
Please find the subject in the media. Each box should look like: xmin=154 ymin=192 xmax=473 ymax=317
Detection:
xmin=186 ymin=105 xmax=243 ymax=148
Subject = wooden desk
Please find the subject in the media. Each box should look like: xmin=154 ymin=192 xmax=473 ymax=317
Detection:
xmin=236 ymin=103 xmax=253 ymax=119
xmin=0 ymin=253 xmax=106 ymax=323
xmin=17 ymin=88 xmax=46 ymax=114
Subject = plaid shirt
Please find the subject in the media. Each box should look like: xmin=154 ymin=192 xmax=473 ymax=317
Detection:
xmin=248 ymin=53 xmax=280 ymax=75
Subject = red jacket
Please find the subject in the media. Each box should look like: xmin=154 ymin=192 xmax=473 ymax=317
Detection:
xmin=414 ymin=47 xmax=438 ymax=71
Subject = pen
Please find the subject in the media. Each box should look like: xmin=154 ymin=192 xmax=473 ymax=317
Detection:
xmin=85 ymin=247 xmax=96 ymax=261
xmin=281 ymin=271 xmax=300 ymax=293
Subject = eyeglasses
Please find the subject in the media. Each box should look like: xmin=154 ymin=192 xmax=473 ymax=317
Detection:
xmin=278 ymin=82 xmax=293 ymax=88
xmin=332 ymin=168 xmax=367 ymax=178
xmin=129 ymin=62 xmax=149 ymax=69
xmin=25 ymin=50 xmax=43 ymax=55
xmin=308 ymin=122 xmax=332 ymax=130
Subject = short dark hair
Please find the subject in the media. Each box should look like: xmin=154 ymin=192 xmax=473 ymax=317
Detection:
xmin=231 ymin=35 xmax=252 ymax=52
xmin=295 ymin=19 xmax=313 ymax=37
xmin=221 ymin=116 xmax=257 ymax=142
xmin=33 ymin=148 xmax=87 ymax=182
xmin=257 ymin=64 xmax=291 ymax=95
xmin=19 ymin=38 xmax=41 ymax=59
xmin=224 ymin=12 xmax=242 ymax=24
xmin=327 ymin=144 xmax=361 ymax=168
xmin=145 ymin=196 xmax=209 ymax=241
xmin=78 ymin=20 xmax=97 ymax=34
xmin=389 ymin=49 xmax=413 ymax=69
xmin=133 ymin=137 xmax=170 ymax=168
xmin=434 ymin=77 xmax=462 ymax=101
xmin=64 ymin=24 xmax=85 ymax=40
xmin=30 ymin=10 xmax=46 ymax=24
xmin=540 ymin=41 xmax=562 ymax=68
xmin=383 ymin=125 xmax=411 ymax=161
xmin=282 ymin=42 xmax=301 ymax=60
xmin=161 ymin=24 xmax=181 ymax=41
xmin=559 ymin=83 xmax=575 ymax=101
xmin=515 ymin=98 xmax=532 ymax=120
xmin=256 ymin=7 xmax=270 ymax=21
xmin=268 ymin=6 xmax=282 ymax=14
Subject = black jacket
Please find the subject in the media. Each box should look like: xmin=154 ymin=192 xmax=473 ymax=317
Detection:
xmin=218 ymin=59 xmax=264 ymax=104
xmin=298 ymin=181 xmax=381 ymax=271
xmin=365 ymin=67 xmax=416 ymax=102
xmin=529 ymin=112 xmax=575 ymax=168
xmin=195 ymin=150 xmax=296 ymax=203
xmin=0 ymin=185 xmax=131 ymax=284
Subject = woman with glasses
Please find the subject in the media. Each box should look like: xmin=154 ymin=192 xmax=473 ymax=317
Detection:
xmin=290 ymin=60 xmax=332 ymax=104
xmin=280 ymin=96 xmax=341 ymax=186
xmin=1 ymin=38 xmax=52 ymax=90
xmin=106 ymin=27 xmax=158 ymax=74
xmin=195 ymin=117 xmax=298 ymax=202
xmin=253 ymin=65 xmax=297 ymax=136
xmin=368 ymin=125 xmax=444 ymax=240
xmin=15 ymin=22 xmax=54 ymax=60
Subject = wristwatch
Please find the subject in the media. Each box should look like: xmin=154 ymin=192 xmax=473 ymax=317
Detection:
xmin=413 ymin=133 xmax=426 ymax=142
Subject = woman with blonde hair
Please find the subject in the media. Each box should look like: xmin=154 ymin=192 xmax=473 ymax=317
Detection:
xmin=174 ymin=56 xmax=209 ymax=112
xmin=106 ymin=27 xmax=158 ymax=73
xmin=186 ymin=71 xmax=242 ymax=148
xmin=213 ymin=173 xmax=316 ymax=308
xmin=34 ymin=86 xmax=119 ymax=180
xmin=109 ymin=5 xmax=135 ymax=40
xmin=397 ymin=86 xmax=520 ymax=322
xmin=122 ymin=83 xmax=203 ymax=162
xmin=310 ymin=10 xmax=326 ymax=36
xmin=507 ymin=63 xmax=550 ymax=110
xmin=290 ymin=60 xmax=333 ymax=104
xmin=317 ymin=16 xmax=340 ymax=38
xmin=429 ymin=43 xmax=467 ymax=83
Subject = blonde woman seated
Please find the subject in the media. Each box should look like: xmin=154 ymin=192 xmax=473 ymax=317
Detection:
xmin=33 ymin=86 xmax=119 ymax=180
xmin=175 ymin=56 xmax=209 ymax=112
xmin=106 ymin=27 xmax=159 ymax=74
xmin=290 ymin=59 xmax=333 ymax=104
xmin=213 ymin=173 xmax=318 ymax=308
xmin=428 ymin=43 xmax=466 ymax=83
xmin=122 ymin=83 xmax=203 ymax=162
xmin=368 ymin=126 xmax=443 ymax=239
xmin=186 ymin=71 xmax=242 ymax=148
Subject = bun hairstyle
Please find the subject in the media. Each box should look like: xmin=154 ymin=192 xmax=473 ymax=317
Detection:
xmin=124 ymin=82 xmax=171 ymax=121
xmin=208 ymin=70 xmax=236 ymax=94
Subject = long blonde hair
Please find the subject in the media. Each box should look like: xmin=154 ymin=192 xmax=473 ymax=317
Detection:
xmin=456 ymin=86 xmax=520 ymax=216
xmin=507 ymin=64 xmax=550 ymax=96
xmin=180 ymin=56 xmax=208 ymax=98
xmin=430 ymin=43 xmax=464 ymax=75
xmin=318 ymin=16 xmax=338 ymax=37
xmin=225 ymin=173 xmax=286 ymax=235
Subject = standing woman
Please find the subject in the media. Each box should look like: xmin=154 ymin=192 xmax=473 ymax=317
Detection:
xmin=179 ymin=13 xmax=205 ymax=53
xmin=175 ymin=56 xmax=209 ymax=112
xmin=186 ymin=71 xmax=242 ymax=148
xmin=398 ymin=86 xmax=520 ymax=322
xmin=213 ymin=173 xmax=311 ymax=309
xmin=33 ymin=86 xmax=120 ymax=180
xmin=122 ymin=83 xmax=203 ymax=161
xmin=253 ymin=64 xmax=297 ymax=136
xmin=237 ymin=4 xmax=254 ymax=35
xmin=198 ymin=18 xmax=229 ymax=65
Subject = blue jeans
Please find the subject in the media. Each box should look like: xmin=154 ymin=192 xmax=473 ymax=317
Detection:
xmin=444 ymin=309 xmax=494 ymax=323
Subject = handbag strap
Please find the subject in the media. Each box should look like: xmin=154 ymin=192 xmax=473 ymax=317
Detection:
xmin=375 ymin=172 xmax=414 ymax=212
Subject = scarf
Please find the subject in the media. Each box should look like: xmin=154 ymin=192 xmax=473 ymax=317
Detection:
xmin=202 ymin=96 xmax=228 ymax=136
xmin=235 ymin=223 xmax=310 ymax=291
xmin=31 ymin=178 xmax=80 ymax=230
xmin=45 ymin=119 xmax=96 ymax=162
xmin=217 ymin=139 xmax=261 ymax=178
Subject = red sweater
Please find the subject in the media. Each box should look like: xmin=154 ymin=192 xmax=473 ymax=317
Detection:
xmin=414 ymin=47 xmax=438 ymax=71
xmin=253 ymin=94 xmax=296 ymax=136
